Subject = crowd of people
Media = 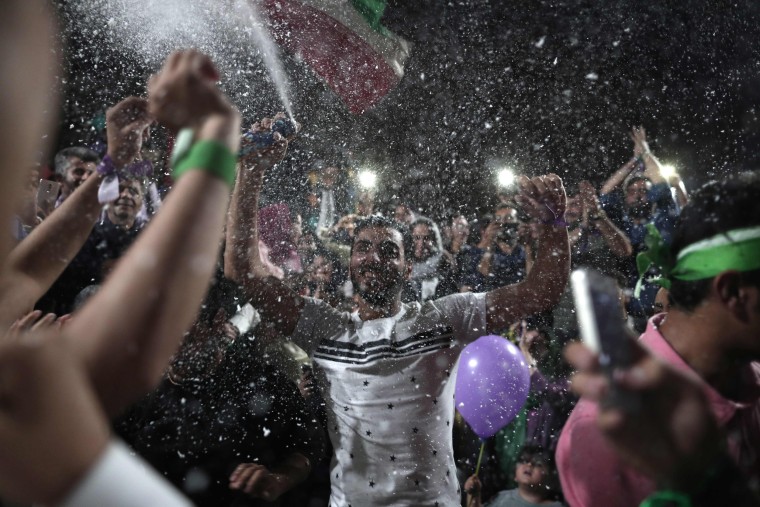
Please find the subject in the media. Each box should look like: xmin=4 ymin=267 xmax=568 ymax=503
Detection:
xmin=2 ymin=2 xmax=760 ymax=507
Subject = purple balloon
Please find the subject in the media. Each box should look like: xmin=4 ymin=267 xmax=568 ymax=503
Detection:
xmin=455 ymin=335 xmax=531 ymax=438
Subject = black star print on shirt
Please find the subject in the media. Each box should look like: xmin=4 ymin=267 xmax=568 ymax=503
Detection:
xmin=369 ymin=480 xmax=375 ymax=488
xmin=414 ymin=479 xmax=420 ymax=486
xmin=412 ymin=427 xmax=419 ymax=434
xmin=366 ymin=430 xmax=372 ymax=436
xmin=344 ymin=406 xmax=349 ymax=411
xmin=432 ymin=397 xmax=438 ymax=405
xmin=432 ymin=450 xmax=438 ymax=456
xmin=390 ymin=455 xmax=396 ymax=462
xmin=363 ymin=380 xmax=369 ymax=386
xmin=387 ymin=403 xmax=394 ymax=409
xmin=410 ymin=376 xmax=416 ymax=382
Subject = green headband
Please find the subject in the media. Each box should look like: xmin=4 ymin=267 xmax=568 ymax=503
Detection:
xmin=635 ymin=224 xmax=760 ymax=298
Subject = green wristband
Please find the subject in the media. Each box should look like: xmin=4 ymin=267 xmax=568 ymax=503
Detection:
xmin=172 ymin=139 xmax=237 ymax=187
xmin=640 ymin=490 xmax=692 ymax=507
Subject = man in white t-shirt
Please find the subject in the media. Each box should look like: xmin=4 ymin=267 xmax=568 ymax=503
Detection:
xmin=226 ymin=156 xmax=570 ymax=506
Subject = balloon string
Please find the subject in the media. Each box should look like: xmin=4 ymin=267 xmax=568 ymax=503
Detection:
xmin=467 ymin=442 xmax=487 ymax=507
xmin=474 ymin=441 xmax=485 ymax=476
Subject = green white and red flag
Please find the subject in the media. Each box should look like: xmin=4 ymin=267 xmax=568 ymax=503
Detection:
xmin=260 ymin=0 xmax=411 ymax=114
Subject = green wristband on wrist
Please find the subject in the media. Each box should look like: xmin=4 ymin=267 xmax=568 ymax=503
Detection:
xmin=640 ymin=490 xmax=692 ymax=507
xmin=172 ymin=139 xmax=237 ymax=187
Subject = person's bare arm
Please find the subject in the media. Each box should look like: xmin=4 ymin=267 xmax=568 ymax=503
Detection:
xmin=601 ymin=126 xmax=660 ymax=195
xmin=669 ymin=174 xmax=690 ymax=207
xmin=224 ymin=120 xmax=304 ymax=337
xmin=0 ymin=173 xmax=102 ymax=328
xmin=66 ymin=50 xmax=241 ymax=417
xmin=600 ymin=157 xmax=638 ymax=196
xmin=485 ymin=174 xmax=570 ymax=331
xmin=633 ymin=126 xmax=667 ymax=185
xmin=580 ymin=181 xmax=633 ymax=258
xmin=0 ymin=0 xmax=59 ymax=263
xmin=0 ymin=98 xmax=153 ymax=330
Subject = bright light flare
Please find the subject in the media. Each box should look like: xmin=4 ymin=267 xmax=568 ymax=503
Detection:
xmin=357 ymin=170 xmax=377 ymax=189
xmin=660 ymin=164 xmax=677 ymax=179
xmin=497 ymin=168 xmax=516 ymax=187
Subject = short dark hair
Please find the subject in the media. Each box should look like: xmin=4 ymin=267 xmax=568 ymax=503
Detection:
xmin=352 ymin=215 xmax=413 ymax=259
xmin=54 ymin=146 xmax=100 ymax=176
xmin=623 ymin=174 xmax=650 ymax=192
xmin=410 ymin=216 xmax=443 ymax=252
xmin=516 ymin=444 xmax=561 ymax=499
xmin=669 ymin=171 xmax=760 ymax=312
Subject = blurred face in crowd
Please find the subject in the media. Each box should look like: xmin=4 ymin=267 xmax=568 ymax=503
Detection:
xmin=62 ymin=156 xmax=96 ymax=194
xmin=412 ymin=223 xmax=436 ymax=262
xmin=107 ymin=179 xmax=143 ymax=228
xmin=653 ymin=287 xmax=671 ymax=314
xmin=306 ymin=254 xmax=334 ymax=285
xmin=306 ymin=191 xmax=320 ymax=209
xmin=394 ymin=204 xmax=414 ymax=225
xmin=494 ymin=206 xmax=519 ymax=225
xmin=297 ymin=233 xmax=317 ymax=260
xmin=451 ymin=215 xmax=469 ymax=243
xmin=350 ymin=226 xmax=410 ymax=306
xmin=624 ymin=179 xmax=652 ymax=217
xmin=515 ymin=452 xmax=551 ymax=490
xmin=356 ymin=194 xmax=374 ymax=216
xmin=290 ymin=213 xmax=303 ymax=245
xmin=321 ymin=166 xmax=339 ymax=188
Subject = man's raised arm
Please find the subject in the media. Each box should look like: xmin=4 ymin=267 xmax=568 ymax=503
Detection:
xmin=485 ymin=174 xmax=570 ymax=331
xmin=224 ymin=117 xmax=304 ymax=337
xmin=66 ymin=50 xmax=241 ymax=417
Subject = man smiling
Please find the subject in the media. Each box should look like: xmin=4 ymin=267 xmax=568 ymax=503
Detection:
xmin=225 ymin=132 xmax=570 ymax=506
xmin=107 ymin=178 xmax=145 ymax=230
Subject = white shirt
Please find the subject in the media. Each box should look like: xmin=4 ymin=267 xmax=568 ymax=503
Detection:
xmin=292 ymin=292 xmax=488 ymax=507
xmin=58 ymin=440 xmax=191 ymax=507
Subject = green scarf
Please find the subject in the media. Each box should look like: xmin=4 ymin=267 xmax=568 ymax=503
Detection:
xmin=636 ymin=224 xmax=760 ymax=297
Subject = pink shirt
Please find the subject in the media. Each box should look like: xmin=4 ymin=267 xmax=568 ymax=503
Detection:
xmin=556 ymin=314 xmax=760 ymax=507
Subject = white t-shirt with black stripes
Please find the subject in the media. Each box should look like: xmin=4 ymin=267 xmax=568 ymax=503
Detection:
xmin=292 ymin=292 xmax=488 ymax=507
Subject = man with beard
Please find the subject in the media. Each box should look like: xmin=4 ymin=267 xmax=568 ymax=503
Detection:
xmin=403 ymin=216 xmax=458 ymax=302
xmin=226 ymin=132 xmax=570 ymax=507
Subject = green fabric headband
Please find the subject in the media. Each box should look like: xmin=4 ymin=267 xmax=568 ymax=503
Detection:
xmin=635 ymin=224 xmax=760 ymax=297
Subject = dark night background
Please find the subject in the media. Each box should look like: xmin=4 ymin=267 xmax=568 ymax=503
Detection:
xmin=54 ymin=0 xmax=760 ymax=219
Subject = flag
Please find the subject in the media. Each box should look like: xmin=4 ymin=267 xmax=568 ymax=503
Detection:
xmin=259 ymin=0 xmax=411 ymax=114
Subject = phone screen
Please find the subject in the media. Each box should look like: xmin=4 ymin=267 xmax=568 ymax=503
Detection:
xmin=572 ymin=268 xmax=640 ymax=411
xmin=571 ymin=269 xmax=633 ymax=371
xmin=36 ymin=179 xmax=60 ymax=216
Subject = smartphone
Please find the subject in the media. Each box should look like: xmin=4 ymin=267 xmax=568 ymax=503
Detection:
xmin=36 ymin=179 xmax=61 ymax=217
xmin=571 ymin=268 xmax=640 ymax=409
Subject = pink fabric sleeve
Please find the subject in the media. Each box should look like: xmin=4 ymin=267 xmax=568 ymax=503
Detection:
xmin=556 ymin=399 xmax=655 ymax=507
